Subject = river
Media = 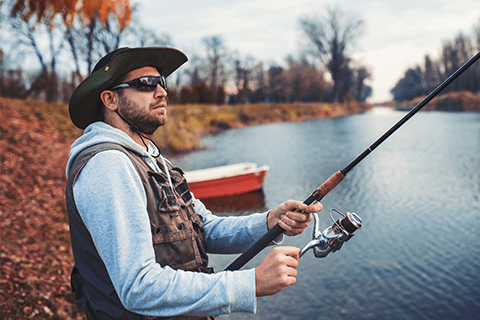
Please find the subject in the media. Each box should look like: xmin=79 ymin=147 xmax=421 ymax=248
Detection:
xmin=173 ymin=108 xmax=480 ymax=320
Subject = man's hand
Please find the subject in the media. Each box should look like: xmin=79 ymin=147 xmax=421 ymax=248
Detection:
xmin=255 ymin=246 xmax=300 ymax=297
xmin=267 ymin=200 xmax=322 ymax=236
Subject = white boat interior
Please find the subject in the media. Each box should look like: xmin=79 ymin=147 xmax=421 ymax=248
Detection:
xmin=184 ymin=163 xmax=269 ymax=183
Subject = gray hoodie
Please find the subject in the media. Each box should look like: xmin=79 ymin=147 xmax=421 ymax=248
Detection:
xmin=66 ymin=121 xmax=273 ymax=317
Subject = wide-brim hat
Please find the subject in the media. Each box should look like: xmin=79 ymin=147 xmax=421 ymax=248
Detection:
xmin=69 ymin=47 xmax=188 ymax=129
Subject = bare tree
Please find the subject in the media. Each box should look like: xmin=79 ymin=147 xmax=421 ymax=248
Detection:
xmin=283 ymin=55 xmax=327 ymax=102
xmin=65 ymin=16 xmax=129 ymax=77
xmin=3 ymin=0 xmax=134 ymax=100
xmin=95 ymin=17 xmax=129 ymax=55
xmin=266 ymin=65 xmax=286 ymax=103
xmin=390 ymin=66 xmax=424 ymax=101
xmin=440 ymin=33 xmax=476 ymax=92
xmin=474 ymin=17 xmax=480 ymax=51
xmin=423 ymin=54 xmax=440 ymax=93
xmin=202 ymin=35 xmax=227 ymax=104
xmin=242 ymin=61 xmax=271 ymax=103
xmin=134 ymin=28 xmax=172 ymax=47
xmin=473 ymin=18 xmax=480 ymax=90
xmin=441 ymin=41 xmax=460 ymax=85
xmin=351 ymin=64 xmax=371 ymax=102
xmin=6 ymin=3 xmax=64 ymax=101
xmin=231 ymin=52 xmax=256 ymax=103
xmin=299 ymin=7 xmax=365 ymax=102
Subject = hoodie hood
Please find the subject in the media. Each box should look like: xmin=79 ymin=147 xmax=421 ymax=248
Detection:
xmin=66 ymin=121 xmax=163 ymax=179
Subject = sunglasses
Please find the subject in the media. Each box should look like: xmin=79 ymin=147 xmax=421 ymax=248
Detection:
xmin=109 ymin=76 xmax=167 ymax=92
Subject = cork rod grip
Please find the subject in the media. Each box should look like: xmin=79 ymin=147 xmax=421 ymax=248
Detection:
xmin=315 ymin=170 xmax=345 ymax=197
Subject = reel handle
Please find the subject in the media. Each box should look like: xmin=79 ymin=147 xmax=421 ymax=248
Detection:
xmin=299 ymin=210 xmax=362 ymax=259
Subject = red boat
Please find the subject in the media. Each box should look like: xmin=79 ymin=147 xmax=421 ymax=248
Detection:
xmin=184 ymin=163 xmax=269 ymax=199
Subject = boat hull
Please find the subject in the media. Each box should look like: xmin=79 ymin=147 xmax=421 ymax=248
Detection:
xmin=185 ymin=164 xmax=268 ymax=199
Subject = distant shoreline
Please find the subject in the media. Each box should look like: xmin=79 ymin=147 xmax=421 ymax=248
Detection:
xmin=375 ymin=91 xmax=480 ymax=113
xmin=3 ymin=93 xmax=478 ymax=156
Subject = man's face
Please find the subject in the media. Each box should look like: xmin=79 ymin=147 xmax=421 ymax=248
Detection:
xmin=115 ymin=66 xmax=168 ymax=134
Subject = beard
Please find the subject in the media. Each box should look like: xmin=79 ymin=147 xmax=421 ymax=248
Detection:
xmin=117 ymin=91 xmax=166 ymax=134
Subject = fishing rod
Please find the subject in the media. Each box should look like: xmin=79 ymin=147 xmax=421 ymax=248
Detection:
xmin=225 ymin=50 xmax=480 ymax=271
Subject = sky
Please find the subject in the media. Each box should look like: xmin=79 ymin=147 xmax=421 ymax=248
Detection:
xmin=133 ymin=0 xmax=479 ymax=103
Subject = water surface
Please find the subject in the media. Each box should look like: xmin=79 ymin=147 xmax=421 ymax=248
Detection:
xmin=174 ymin=108 xmax=480 ymax=320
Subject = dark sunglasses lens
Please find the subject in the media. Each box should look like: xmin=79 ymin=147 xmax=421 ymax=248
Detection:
xmin=135 ymin=76 xmax=166 ymax=91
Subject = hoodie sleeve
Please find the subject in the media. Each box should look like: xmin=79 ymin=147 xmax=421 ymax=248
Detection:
xmin=191 ymin=198 xmax=279 ymax=254
xmin=73 ymin=150 xmax=256 ymax=317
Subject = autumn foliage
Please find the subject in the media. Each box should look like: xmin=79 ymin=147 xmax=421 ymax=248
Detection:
xmin=0 ymin=98 xmax=83 ymax=319
xmin=11 ymin=0 xmax=132 ymax=27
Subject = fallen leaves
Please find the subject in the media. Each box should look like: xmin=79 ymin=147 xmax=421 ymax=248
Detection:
xmin=1 ymin=98 xmax=84 ymax=319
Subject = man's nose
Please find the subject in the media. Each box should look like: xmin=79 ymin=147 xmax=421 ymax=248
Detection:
xmin=154 ymin=83 xmax=167 ymax=97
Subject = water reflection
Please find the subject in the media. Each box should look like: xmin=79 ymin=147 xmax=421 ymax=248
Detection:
xmin=176 ymin=111 xmax=480 ymax=320
xmin=199 ymin=190 xmax=267 ymax=216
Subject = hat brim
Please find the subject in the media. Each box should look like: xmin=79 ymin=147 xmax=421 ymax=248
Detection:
xmin=69 ymin=47 xmax=188 ymax=129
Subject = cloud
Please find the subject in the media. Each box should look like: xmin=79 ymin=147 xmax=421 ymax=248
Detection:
xmin=135 ymin=0 xmax=479 ymax=102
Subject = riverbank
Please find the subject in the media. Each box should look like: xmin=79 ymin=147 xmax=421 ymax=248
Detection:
xmin=153 ymin=100 xmax=372 ymax=154
xmin=0 ymin=97 xmax=372 ymax=154
xmin=378 ymin=91 xmax=480 ymax=112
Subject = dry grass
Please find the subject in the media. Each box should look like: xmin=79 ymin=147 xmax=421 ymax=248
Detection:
xmin=390 ymin=91 xmax=480 ymax=112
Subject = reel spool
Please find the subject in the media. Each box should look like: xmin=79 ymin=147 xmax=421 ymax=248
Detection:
xmin=300 ymin=209 xmax=362 ymax=258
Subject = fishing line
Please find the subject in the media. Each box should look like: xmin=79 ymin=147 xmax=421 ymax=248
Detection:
xmin=356 ymin=97 xmax=480 ymax=215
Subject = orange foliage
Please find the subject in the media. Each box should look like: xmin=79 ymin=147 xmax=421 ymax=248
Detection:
xmin=79 ymin=0 xmax=131 ymax=28
xmin=0 ymin=98 xmax=83 ymax=319
xmin=11 ymin=0 xmax=132 ymax=27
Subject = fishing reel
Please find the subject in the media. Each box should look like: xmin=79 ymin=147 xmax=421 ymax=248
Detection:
xmin=300 ymin=208 xmax=362 ymax=258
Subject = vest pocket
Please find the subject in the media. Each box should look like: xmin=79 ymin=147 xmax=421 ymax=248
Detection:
xmin=152 ymin=220 xmax=201 ymax=270
xmin=176 ymin=179 xmax=193 ymax=205
xmin=147 ymin=169 xmax=204 ymax=271
xmin=148 ymin=172 xmax=180 ymax=214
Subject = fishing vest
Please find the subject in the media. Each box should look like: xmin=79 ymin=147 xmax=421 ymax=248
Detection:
xmin=66 ymin=142 xmax=214 ymax=320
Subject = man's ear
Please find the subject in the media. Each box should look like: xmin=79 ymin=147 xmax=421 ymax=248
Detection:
xmin=100 ymin=90 xmax=118 ymax=111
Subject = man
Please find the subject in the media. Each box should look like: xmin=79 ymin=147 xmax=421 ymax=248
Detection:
xmin=66 ymin=47 xmax=322 ymax=320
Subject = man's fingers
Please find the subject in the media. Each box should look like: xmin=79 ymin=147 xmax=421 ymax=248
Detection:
xmin=279 ymin=211 xmax=312 ymax=236
xmin=255 ymin=246 xmax=301 ymax=296
xmin=279 ymin=221 xmax=308 ymax=236
xmin=297 ymin=202 xmax=323 ymax=213
xmin=279 ymin=218 xmax=309 ymax=230
xmin=274 ymin=246 xmax=300 ymax=264
xmin=285 ymin=266 xmax=298 ymax=278
xmin=285 ymin=211 xmax=313 ymax=222
xmin=267 ymin=200 xmax=323 ymax=232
